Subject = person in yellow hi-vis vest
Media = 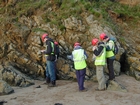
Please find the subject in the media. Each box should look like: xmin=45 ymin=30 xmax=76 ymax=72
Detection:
xmin=99 ymin=33 xmax=115 ymax=82
xmin=67 ymin=42 xmax=88 ymax=92
xmin=92 ymin=38 xmax=106 ymax=91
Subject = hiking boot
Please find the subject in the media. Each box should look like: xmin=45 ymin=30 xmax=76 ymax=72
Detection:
xmin=79 ymin=88 xmax=88 ymax=92
xmin=95 ymin=88 xmax=106 ymax=91
xmin=48 ymin=81 xmax=56 ymax=87
xmin=44 ymin=77 xmax=50 ymax=85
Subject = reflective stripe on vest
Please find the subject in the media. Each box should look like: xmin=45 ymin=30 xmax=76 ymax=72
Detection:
xmin=106 ymin=40 xmax=114 ymax=58
xmin=45 ymin=41 xmax=54 ymax=56
xmin=95 ymin=47 xmax=106 ymax=65
xmin=50 ymin=42 xmax=54 ymax=55
xmin=72 ymin=49 xmax=87 ymax=70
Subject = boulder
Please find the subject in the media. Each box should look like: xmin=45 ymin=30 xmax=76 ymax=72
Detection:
xmin=0 ymin=80 xmax=14 ymax=95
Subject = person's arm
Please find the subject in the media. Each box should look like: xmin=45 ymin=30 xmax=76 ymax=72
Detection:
xmin=84 ymin=50 xmax=88 ymax=59
xmin=93 ymin=44 xmax=104 ymax=56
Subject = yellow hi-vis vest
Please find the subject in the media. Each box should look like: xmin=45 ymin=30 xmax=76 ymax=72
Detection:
xmin=45 ymin=41 xmax=54 ymax=56
xmin=72 ymin=49 xmax=87 ymax=70
xmin=95 ymin=46 xmax=106 ymax=66
xmin=106 ymin=40 xmax=114 ymax=58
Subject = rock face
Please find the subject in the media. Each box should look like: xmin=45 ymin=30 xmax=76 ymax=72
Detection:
xmin=0 ymin=65 xmax=34 ymax=87
xmin=0 ymin=80 xmax=14 ymax=95
xmin=0 ymin=0 xmax=140 ymax=91
xmin=0 ymin=14 xmax=124 ymax=82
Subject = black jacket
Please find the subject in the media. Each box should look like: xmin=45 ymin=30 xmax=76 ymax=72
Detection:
xmin=93 ymin=42 xmax=104 ymax=56
xmin=44 ymin=38 xmax=55 ymax=61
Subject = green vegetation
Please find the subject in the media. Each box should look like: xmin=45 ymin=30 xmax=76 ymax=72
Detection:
xmin=1 ymin=0 xmax=140 ymax=32
xmin=114 ymin=4 xmax=140 ymax=19
xmin=32 ymin=28 xmax=47 ymax=33
xmin=16 ymin=0 xmax=47 ymax=17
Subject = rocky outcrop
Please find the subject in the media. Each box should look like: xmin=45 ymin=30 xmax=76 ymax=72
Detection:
xmin=0 ymin=0 xmax=140 ymax=94
xmin=0 ymin=80 xmax=14 ymax=95
xmin=0 ymin=65 xmax=34 ymax=87
xmin=0 ymin=13 xmax=124 ymax=84
xmin=107 ymin=80 xmax=127 ymax=92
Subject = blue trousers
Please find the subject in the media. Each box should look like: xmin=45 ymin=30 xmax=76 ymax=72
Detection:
xmin=46 ymin=60 xmax=56 ymax=82
xmin=76 ymin=68 xmax=86 ymax=90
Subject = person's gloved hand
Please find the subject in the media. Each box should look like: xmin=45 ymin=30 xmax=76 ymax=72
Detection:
xmin=92 ymin=46 xmax=97 ymax=51
xmin=41 ymin=50 xmax=45 ymax=52
xmin=67 ymin=55 xmax=72 ymax=60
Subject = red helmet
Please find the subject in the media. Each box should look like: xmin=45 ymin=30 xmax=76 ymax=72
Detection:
xmin=41 ymin=33 xmax=48 ymax=41
xmin=74 ymin=42 xmax=80 ymax=47
xmin=92 ymin=38 xmax=99 ymax=46
xmin=99 ymin=33 xmax=106 ymax=40
xmin=54 ymin=41 xmax=58 ymax=45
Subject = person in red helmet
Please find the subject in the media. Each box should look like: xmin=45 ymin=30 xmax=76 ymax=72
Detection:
xmin=99 ymin=33 xmax=106 ymax=41
xmin=74 ymin=42 xmax=80 ymax=47
xmin=41 ymin=33 xmax=56 ymax=87
xmin=41 ymin=33 xmax=48 ymax=42
xmin=92 ymin=38 xmax=106 ymax=91
xmin=67 ymin=42 xmax=88 ymax=92
xmin=99 ymin=33 xmax=115 ymax=84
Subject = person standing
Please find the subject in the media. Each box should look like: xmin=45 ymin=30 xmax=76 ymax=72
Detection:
xmin=68 ymin=42 xmax=88 ymax=92
xmin=92 ymin=38 xmax=106 ymax=91
xmin=99 ymin=33 xmax=115 ymax=82
xmin=41 ymin=33 xmax=56 ymax=87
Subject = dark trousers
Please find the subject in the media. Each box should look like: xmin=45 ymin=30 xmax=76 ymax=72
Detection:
xmin=76 ymin=68 xmax=86 ymax=90
xmin=107 ymin=58 xmax=115 ymax=80
xmin=54 ymin=60 xmax=59 ymax=80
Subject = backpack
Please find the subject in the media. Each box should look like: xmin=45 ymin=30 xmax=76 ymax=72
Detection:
xmin=110 ymin=37 xmax=118 ymax=55
xmin=54 ymin=44 xmax=60 ymax=59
